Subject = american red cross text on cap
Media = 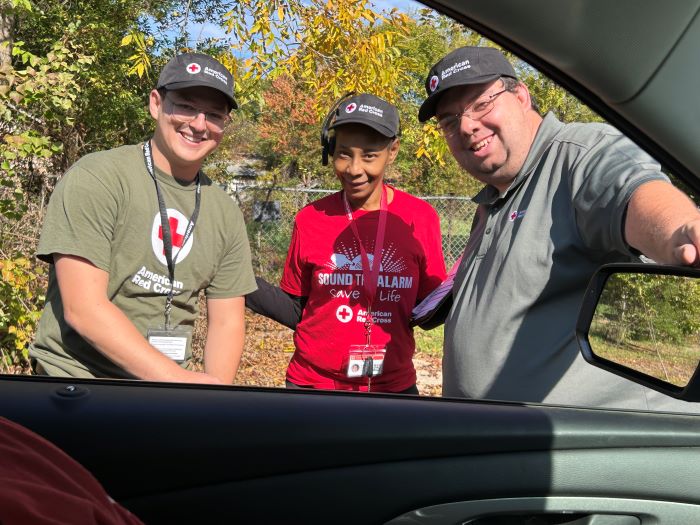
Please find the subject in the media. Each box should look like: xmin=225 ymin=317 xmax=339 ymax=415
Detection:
xmin=157 ymin=52 xmax=237 ymax=110
xmin=329 ymin=93 xmax=401 ymax=138
xmin=418 ymin=46 xmax=516 ymax=122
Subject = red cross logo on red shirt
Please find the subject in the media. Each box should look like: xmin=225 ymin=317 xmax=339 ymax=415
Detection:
xmin=186 ymin=63 xmax=201 ymax=74
xmin=336 ymin=305 xmax=353 ymax=323
xmin=158 ymin=217 xmax=185 ymax=254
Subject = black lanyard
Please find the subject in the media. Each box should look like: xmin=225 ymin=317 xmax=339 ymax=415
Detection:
xmin=142 ymin=140 xmax=201 ymax=329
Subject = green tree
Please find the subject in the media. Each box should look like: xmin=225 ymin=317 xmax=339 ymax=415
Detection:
xmin=0 ymin=0 xmax=156 ymax=368
xmin=597 ymin=273 xmax=700 ymax=345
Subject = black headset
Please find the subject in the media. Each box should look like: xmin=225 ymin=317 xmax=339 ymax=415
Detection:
xmin=320 ymin=92 xmax=355 ymax=166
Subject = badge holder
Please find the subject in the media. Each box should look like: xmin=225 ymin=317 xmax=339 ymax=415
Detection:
xmin=148 ymin=327 xmax=191 ymax=363
xmin=147 ymin=297 xmax=191 ymax=363
xmin=347 ymin=345 xmax=386 ymax=378
xmin=346 ymin=315 xmax=386 ymax=391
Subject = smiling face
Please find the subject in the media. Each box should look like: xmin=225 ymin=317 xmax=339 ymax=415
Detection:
xmin=148 ymin=86 xmax=229 ymax=182
xmin=332 ymin=124 xmax=399 ymax=210
xmin=436 ymin=79 xmax=542 ymax=193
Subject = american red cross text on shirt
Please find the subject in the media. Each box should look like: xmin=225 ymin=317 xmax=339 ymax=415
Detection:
xmin=159 ymin=217 xmax=185 ymax=255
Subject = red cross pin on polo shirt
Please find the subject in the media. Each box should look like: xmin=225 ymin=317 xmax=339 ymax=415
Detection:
xmin=186 ymin=62 xmax=201 ymax=74
xmin=150 ymin=210 xmax=195 ymax=266
xmin=509 ymin=209 xmax=527 ymax=222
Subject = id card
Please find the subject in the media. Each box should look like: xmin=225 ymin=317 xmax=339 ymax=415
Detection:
xmin=147 ymin=326 xmax=192 ymax=363
xmin=346 ymin=345 xmax=386 ymax=378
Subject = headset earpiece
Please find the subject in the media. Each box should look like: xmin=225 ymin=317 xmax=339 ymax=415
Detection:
xmin=328 ymin=136 xmax=336 ymax=157
xmin=320 ymin=92 xmax=355 ymax=166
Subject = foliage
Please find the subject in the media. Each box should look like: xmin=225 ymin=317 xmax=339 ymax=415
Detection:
xmin=0 ymin=38 xmax=82 ymax=219
xmin=0 ymin=0 xmax=153 ymax=367
xmin=0 ymin=256 xmax=43 ymax=370
xmin=523 ymin=70 xmax=604 ymax=124
xmin=256 ymin=75 xmax=327 ymax=186
xmin=596 ymin=273 xmax=700 ymax=345
xmin=223 ymin=0 xmax=413 ymax=110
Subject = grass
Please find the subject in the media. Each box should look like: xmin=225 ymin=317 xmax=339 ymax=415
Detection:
xmin=588 ymin=330 xmax=700 ymax=387
xmin=414 ymin=324 xmax=444 ymax=356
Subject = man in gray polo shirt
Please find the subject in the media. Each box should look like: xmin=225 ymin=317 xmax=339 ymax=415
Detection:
xmin=418 ymin=46 xmax=700 ymax=410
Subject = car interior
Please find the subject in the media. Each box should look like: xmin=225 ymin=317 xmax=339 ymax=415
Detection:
xmin=3 ymin=1 xmax=700 ymax=524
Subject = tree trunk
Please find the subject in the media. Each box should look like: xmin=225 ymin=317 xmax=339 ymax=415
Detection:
xmin=0 ymin=7 xmax=13 ymax=68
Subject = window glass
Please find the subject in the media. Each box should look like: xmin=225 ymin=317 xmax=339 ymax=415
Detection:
xmin=3 ymin=0 xmax=699 ymax=414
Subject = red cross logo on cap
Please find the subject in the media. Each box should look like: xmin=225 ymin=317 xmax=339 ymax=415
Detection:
xmin=186 ymin=63 xmax=201 ymax=74
xmin=345 ymin=103 xmax=357 ymax=113
xmin=429 ymin=75 xmax=439 ymax=92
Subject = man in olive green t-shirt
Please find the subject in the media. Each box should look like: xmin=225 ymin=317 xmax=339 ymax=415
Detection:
xmin=29 ymin=52 xmax=257 ymax=384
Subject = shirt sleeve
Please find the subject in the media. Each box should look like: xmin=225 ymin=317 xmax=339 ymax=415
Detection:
xmin=0 ymin=416 xmax=144 ymax=525
xmin=245 ymin=277 xmax=305 ymax=329
xmin=415 ymin=203 xmax=448 ymax=302
xmin=37 ymin=164 xmax=120 ymax=271
xmin=280 ymin=220 xmax=311 ymax=297
xmin=205 ymin=204 xmax=257 ymax=298
xmin=571 ymin=128 xmax=670 ymax=255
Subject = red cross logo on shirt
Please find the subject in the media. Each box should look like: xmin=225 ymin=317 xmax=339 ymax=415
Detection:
xmin=429 ymin=75 xmax=439 ymax=92
xmin=345 ymin=103 xmax=357 ymax=113
xmin=336 ymin=305 xmax=353 ymax=323
xmin=158 ymin=217 xmax=185 ymax=255
xmin=186 ymin=63 xmax=201 ymax=74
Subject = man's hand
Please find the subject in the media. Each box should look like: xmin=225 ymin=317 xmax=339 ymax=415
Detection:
xmin=670 ymin=218 xmax=700 ymax=266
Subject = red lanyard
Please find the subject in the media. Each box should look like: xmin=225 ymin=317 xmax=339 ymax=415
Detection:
xmin=342 ymin=185 xmax=388 ymax=344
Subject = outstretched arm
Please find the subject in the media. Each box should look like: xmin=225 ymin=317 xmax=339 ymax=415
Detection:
xmin=55 ymin=254 xmax=223 ymax=384
xmin=245 ymin=277 xmax=307 ymax=330
xmin=625 ymin=180 xmax=700 ymax=265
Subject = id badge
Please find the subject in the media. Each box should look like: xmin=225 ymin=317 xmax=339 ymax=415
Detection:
xmin=347 ymin=345 xmax=386 ymax=378
xmin=147 ymin=326 xmax=192 ymax=363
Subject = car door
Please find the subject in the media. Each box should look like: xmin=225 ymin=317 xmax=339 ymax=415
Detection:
xmin=3 ymin=375 xmax=700 ymax=524
xmin=3 ymin=1 xmax=700 ymax=524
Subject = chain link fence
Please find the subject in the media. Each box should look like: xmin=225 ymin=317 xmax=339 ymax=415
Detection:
xmin=230 ymin=185 xmax=477 ymax=281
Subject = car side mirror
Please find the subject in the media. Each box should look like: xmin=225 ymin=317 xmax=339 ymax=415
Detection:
xmin=577 ymin=263 xmax=700 ymax=401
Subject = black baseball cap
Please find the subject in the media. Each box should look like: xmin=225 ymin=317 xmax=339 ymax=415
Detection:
xmin=418 ymin=46 xmax=516 ymax=122
xmin=157 ymin=52 xmax=237 ymax=110
xmin=329 ymin=94 xmax=400 ymax=137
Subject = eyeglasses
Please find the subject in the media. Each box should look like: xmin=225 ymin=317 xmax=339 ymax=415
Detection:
xmin=164 ymin=93 xmax=231 ymax=132
xmin=436 ymin=88 xmax=509 ymax=138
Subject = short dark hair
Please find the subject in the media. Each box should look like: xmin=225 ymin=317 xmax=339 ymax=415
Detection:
xmin=501 ymin=76 xmax=540 ymax=114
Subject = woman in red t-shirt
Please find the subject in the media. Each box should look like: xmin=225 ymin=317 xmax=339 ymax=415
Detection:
xmin=246 ymin=94 xmax=446 ymax=393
